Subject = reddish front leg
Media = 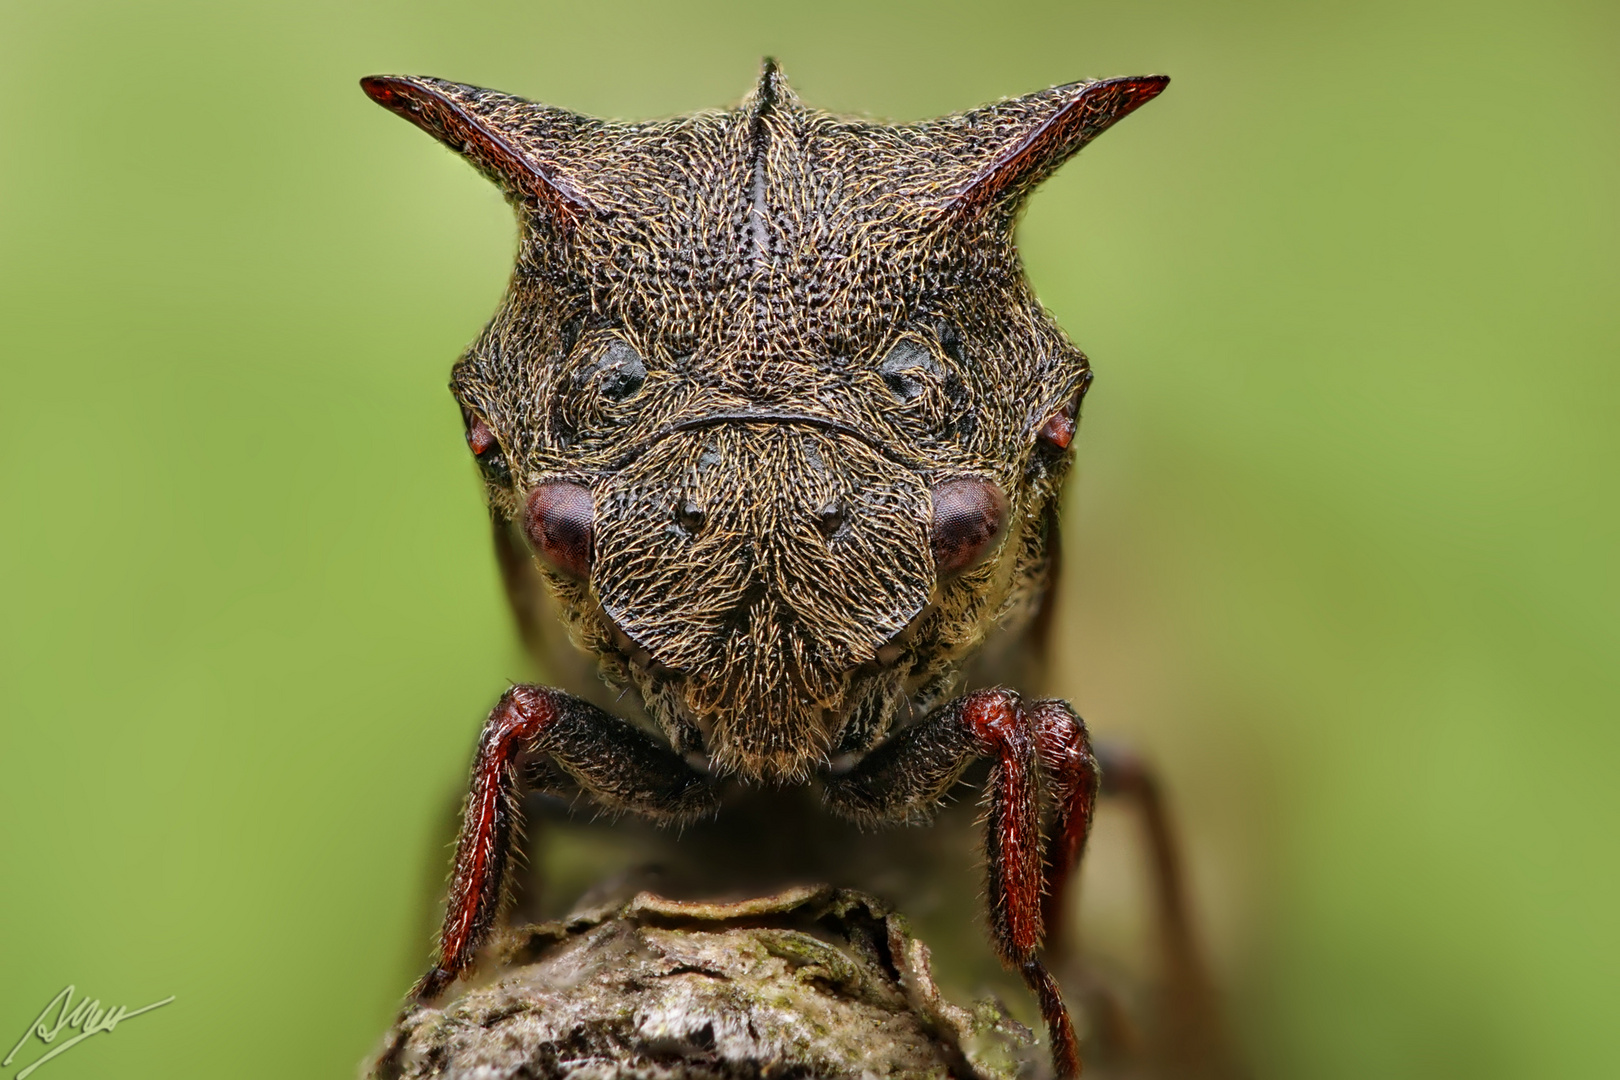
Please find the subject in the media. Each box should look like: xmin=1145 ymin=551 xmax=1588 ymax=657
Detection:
xmin=824 ymin=688 xmax=1098 ymax=1078
xmin=1033 ymin=699 xmax=1102 ymax=958
xmin=412 ymin=685 xmax=716 ymax=1002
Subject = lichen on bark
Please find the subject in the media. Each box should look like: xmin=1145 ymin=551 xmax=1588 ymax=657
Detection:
xmin=367 ymin=885 xmax=1032 ymax=1080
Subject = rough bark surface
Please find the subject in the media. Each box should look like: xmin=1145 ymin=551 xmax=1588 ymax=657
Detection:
xmin=367 ymin=886 xmax=1032 ymax=1080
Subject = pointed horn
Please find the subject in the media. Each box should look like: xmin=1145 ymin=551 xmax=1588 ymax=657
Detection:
xmin=940 ymin=75 xmax=1169 ymax=215
xmin=359 ymin=74 xmax=598 ymax=220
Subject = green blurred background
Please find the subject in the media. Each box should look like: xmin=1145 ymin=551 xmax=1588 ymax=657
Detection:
xmin=2 ymin=0 xmax=1615 ymax=1076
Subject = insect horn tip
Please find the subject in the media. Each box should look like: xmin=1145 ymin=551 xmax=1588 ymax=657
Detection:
xmin=358 ymin=74 xmax=409 ymax=109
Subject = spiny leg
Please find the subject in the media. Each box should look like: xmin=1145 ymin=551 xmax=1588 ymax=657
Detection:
xmin=824 ymin=688 xmax=1095 ymax=1079
xmin=1032 ymin=699 xmax=1101 ymax=958
xmin=411 ymin=685 xmax=716 ymax=1002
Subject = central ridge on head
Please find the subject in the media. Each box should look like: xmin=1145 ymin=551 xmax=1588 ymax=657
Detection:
xmin=746 ymin=58 xmax=784 ymax=272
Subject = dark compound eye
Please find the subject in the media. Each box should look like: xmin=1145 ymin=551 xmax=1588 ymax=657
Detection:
xmin=579 ymin=340 xmax=647 ymax=402
xmin=929 ymin=477 xmax=1009 ymax=577
xmin=525 ymin=481 xmax=594 ymax=579
xmin=878 ymin=340 xmax=941 ymax=402
xmin=465 ymin=415 xmax=512 ymax=485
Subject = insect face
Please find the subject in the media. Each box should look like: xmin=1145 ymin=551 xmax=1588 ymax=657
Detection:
xmin=364 ymin=63 xmax=1170 ymax=1073
xmin=377 ymin=64 xmax=1164 ymax=780
xmin=595 ymin=424 xmax=934 ymax=779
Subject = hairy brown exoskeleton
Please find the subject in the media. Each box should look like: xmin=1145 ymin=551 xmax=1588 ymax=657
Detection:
xmin=363 ymin=63 xmax=1171 ymax=1077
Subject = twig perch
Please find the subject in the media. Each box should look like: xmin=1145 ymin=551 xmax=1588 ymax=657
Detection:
xmin=367 ymin=885 xmax=1032 ymax=1080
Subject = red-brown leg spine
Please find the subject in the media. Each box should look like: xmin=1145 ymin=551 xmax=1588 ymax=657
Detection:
xmin=412 ymin=686 xmax=556 ymax=1001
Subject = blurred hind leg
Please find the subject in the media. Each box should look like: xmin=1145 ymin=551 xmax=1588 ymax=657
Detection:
xmin=1081 ymin=745 xmax=1242 ymax=1078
